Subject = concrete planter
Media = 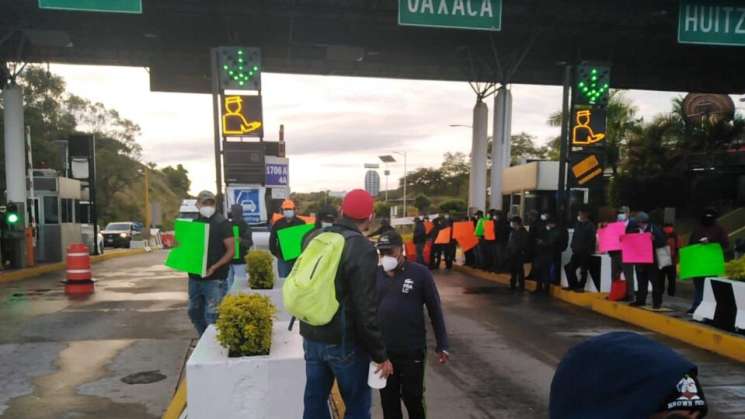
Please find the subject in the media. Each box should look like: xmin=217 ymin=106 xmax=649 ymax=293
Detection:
xmin=186 ymin=324 xmax=305 ymax=419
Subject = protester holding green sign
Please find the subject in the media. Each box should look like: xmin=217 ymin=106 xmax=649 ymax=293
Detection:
xmin=269 ymin=199 xmax=307 ymax=278
xmin=686 ymin=208 xmax=729 ymax=314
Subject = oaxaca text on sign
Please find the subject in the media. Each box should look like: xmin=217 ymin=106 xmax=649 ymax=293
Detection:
xmin=398 ymin=0 xmax=502 ymax=31
xmin=678 ymin=0 xmax=745 ymax=46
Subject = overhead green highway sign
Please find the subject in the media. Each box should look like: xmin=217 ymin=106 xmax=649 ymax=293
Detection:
xmin=38 ymin=0 xmax=142 ymax=14
xmin=678 ymin=0 xmax=745 ymax=46
xmin=398 ymin=0 xmax=502 ymax=31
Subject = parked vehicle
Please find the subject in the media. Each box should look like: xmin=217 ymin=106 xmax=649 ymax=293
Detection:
xmin=178 ymin=199 xmax=199 ymax=220
xmin=102 ymin=222 xmax=143 ymax=248
xmin=80 ymin=224 xmax=104 ymax=255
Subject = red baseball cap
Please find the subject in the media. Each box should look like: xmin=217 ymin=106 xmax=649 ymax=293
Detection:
xmin=341 ymin=189 xmax=374 ymax=220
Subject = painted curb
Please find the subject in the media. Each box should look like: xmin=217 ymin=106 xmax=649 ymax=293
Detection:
xmin=454 ymin=265 xmax=745 ymax=364
xmin=161 ymin=377 xmax=187 ymax=419
xmin=0 ymin=248 xmax=149 ymax=284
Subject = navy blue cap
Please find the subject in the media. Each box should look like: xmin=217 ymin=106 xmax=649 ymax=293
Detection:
xmin=550 ymin=332 xmax=699 ymax=419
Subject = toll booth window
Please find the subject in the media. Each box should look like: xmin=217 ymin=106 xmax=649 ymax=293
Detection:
xmin=61 ymin=199 xmax=74 ymax=223
xmin=43 ymin=196 xmax=59 ymax=225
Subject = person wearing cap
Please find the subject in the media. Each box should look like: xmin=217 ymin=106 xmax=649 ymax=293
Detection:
xmin=507 ymin=216 xmax=530 ymax=291
xmin=302 ymin=205 xmax=339 ymax=249
xmin=609 ymin=206 xmax=637 ymax=301
xmin=227 ymin=204 xmax=253 ymax=292
xmin=376 ymin=231 xmax=449 ymax=419
xmin=533 ymin=214 xmax=560 ymax=294
xmin=627 ymin=211 xmax=667 ymax=309
xmin=300 ymin=189 xmax=393 ymax=419
xmin=564 ymin=207 xmax=596 ymax=292
xmin=187 ymin=191 xmax=235 ymax=336
xmin=269 ymin=198 xmax=306 ymax=278
xmin=550 ymin=332 xmax=708 ymax=419
xmin=688 ymin=208 xmax=729 ymax=314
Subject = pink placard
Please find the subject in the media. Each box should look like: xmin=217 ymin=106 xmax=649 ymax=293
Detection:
xmin=620 ymin=232 xmax=653 ymax=264
xmin=598 ymin=222 xmax=626 ymax=253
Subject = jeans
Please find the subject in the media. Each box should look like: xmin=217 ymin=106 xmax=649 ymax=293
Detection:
xmin=278 ymin=259 xmax=295 ymax=278
xmin=691 ymin=277 xmax=705 ymax=312
xmin=380 ymin=350 xmax=426 ymax=419
xmin=303 ymin=339 xmax=371 ymax=419
xmin=188 ymin=278 xmax=227 ymax=336
xmin=415 ymin=243 xmax=425 ymax=265
xmin=227 ymin=263 xmax=247 ymax=292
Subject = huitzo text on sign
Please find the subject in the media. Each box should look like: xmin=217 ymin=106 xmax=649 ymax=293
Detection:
xmin=398 ymin=0 xmax=502 ymax=31
xmin=678 ymin=0 xmax=745 ymax=46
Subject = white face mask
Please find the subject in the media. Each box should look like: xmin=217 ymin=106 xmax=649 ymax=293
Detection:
xmin=540 ymin=214 xmax=548 ymax=221
xmin=321 ymin=222 xmax=333 ymax=228
xmin=381 ymin=255 xmax=399 ymax=272
xmin=617 ymin=213 xmax=628 ymax=222
xmin=199 ymin=206 xmax=216 ymax=218
xmin=283 ymin=210 xmax=295 ymax=218
xmin=577 ymin=216 xmax=583 ymax=222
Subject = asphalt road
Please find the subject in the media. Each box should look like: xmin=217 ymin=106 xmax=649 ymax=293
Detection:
xmin=0 ymin=250 xmax=194 ymax=419
xmin=403 ymin=269 xmax=745 ymax=419
xmin=1 ymin=251 xmax=745 ymax=419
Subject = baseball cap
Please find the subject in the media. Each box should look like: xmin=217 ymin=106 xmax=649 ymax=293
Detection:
xmin=636 ymin=211 xmax=650 ymax=223
xmin=196 ymin=190 xmax=216 ymax=204
xmin=377 ymin=231 xmax=403 ymax=250
xmin=318 ymin=205 xmax=339 ymax=223
xmin=550 ymin=332 xmax=703 ymax=419
xmin=281 ymin=199 xmax=296 ymax=210
xmin=341 ymin=189 xmax=374 ymax=220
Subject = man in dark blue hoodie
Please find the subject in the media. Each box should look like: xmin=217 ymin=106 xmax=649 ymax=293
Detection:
xmin=550 ymin=332 xmax=709 ymax=419
xmin=376 ymin=231 xmax=449 ymax=419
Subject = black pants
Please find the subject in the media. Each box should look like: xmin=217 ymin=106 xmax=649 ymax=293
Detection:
xmin=660 ymin=265 xmax=676 ymax=296
xmin=380 ymin=351 xmax=426 ymax=419
xmin=565 ymin=253 xmax=592 ymax=290
xmin=444 ymin=244 xmax=455 ymax=270
xmin=510 ymin=257 xmax=525 ymax=290
xmin=636 ymin=265 xmax=664 ymax=307
xmin=430 ymin=244 xmax=443 ymax=269
xmin=609 ymin=251 xmax=636 ymax=300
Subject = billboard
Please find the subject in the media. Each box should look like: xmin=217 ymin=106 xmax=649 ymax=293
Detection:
xmin=226 ymin=185 xmax=267 ymax=224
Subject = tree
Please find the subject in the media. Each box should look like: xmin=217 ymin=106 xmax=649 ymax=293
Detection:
xmin=439 ymin=199 xmax=467 ymax=215
xmin=414 ymin=194 xmax=431 ymax=212
xmin=161 ymin=164 xmax=191 ymax=198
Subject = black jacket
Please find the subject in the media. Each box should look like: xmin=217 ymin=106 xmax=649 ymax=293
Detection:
xmin=495 ymin=218 xmax=511 ymax=245
xmin=299 ymin=218 xmax=388 ymax=363
xmin=507 ymin=227 xmax=530 ymax=259
xmin=534 ymin=226 xmax=561 ymax=268
xmin=571 ymin=220 xmax=597 ymax=255
xmin=269 ymin=216 xmax=306 ymax=261
xmin=413 ymin=220 xmax=427 ymax=244
xmin=229 ymin=218 xmax=253 ymax=265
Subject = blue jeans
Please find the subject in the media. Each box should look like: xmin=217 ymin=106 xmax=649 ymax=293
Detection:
xmin=227 ymin=264 xmax=247 ymax=291
xmin=303 ymin=339 xmax=371 ymax=419
xmin=188 ymin=278 xmax=227 ymax=336
xmin=277 ymin=259 xmax=295 ymax=278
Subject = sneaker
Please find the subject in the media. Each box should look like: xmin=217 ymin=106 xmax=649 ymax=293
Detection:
xmin=686 ymin=308 xmax=695 ymax=315
xmin=652 ymin=305 xmax=662 ymax=310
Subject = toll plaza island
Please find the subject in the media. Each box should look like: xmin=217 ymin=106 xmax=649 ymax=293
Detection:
xmin=2 ymin=1 xmax=745 ymax=418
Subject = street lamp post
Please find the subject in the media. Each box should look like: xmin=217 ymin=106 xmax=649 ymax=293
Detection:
xmin=379 ymin=152 xmax=407 ymax=216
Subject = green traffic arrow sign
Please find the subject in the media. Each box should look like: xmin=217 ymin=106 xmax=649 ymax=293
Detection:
xmin=39 ymin=0 xmax=142 ymax=14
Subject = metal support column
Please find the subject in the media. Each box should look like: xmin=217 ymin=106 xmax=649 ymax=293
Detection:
xmin=210 ymin=48 xmax=224 ymax=213
xmin=557 ymin=65 xmax=572 ymax=225
xmin=3 ymin=84 xmax=26 ymax=205
xmin=469 ymin=99 xmax=488 ymax=213
xmin=490 ymin=86 xmax=512 ymax=211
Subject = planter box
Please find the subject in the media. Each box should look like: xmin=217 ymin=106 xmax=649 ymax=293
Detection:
xmin=186 ymin=324 xmax=305 ymax=419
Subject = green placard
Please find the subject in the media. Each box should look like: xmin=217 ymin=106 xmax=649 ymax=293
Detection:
xmin=678 ymin=1 xmax=745 ymax=47
xmin=277 ymin=224 xmax=316 ymax=262
xmin=398 ymin=0 xmax=502 ymax=31
xmin=39 ymin=0 xmax=142 ymax=14
xmin=233 ymin=226 xmax=240 ymax=260
xmin=474 ymin=218 xmax=486 ymax=237
xmin=679 ymin=243 xmax=726 ymax=280
xmin=165 ymin=220 xmax=209 ymax=276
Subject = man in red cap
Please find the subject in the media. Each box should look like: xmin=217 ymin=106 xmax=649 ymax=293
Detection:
xmin=300 ymin=189 xmax=393 ymax=419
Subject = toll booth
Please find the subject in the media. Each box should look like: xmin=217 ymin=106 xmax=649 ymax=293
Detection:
xmin=501 ymin=161 xmax=589 ymax=218
xmin=30 ymin=170 xmax=84 ymax=263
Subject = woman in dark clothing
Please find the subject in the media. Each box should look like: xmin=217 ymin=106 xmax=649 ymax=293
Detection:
xmin=688 ymin=208 xmax=729 ymax=314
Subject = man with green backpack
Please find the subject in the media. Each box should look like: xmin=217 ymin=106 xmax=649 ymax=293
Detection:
xmin=283 ymin=189 xmax=393 ymax=419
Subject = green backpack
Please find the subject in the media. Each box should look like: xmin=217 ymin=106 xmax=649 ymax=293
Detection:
xmin=283 ymin=230 xmax=353 ymax=326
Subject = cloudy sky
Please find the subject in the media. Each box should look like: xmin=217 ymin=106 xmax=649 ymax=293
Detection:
xmin=51 ymin=63 xmax=689 ymax=194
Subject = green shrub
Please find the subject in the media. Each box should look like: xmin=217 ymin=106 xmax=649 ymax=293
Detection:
xmin=246 ymin=249 xmax=275 ymax=289
xmin=725 ymin=257 xmax=745 ymax=281
xmin=216 ymin=293 xmax=276 ymax=357
xmin=439 ymin=199 xmax=467 ymax=215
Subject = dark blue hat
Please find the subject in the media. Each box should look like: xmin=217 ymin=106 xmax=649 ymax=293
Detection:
xmin=549 ymin=332 xmax=702 ymax=419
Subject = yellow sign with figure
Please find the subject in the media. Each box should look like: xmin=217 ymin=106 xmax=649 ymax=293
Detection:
xmin=221 ymin=95 xmax=263 ymax=137
xmin=572 ymin=109 xmax=606 ymax=146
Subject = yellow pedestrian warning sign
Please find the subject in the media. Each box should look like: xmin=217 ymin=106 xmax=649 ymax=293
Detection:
xmin=572 ymin=109 xmax=606 ymax=146
xmin=221 ymin=95 xmax=263 ymax=137
xmin=571 ymin=154 xmax=603 ymax=185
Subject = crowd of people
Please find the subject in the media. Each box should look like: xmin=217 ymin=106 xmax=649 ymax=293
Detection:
xmin=181 ymin=188 xmax=725 ymax=419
